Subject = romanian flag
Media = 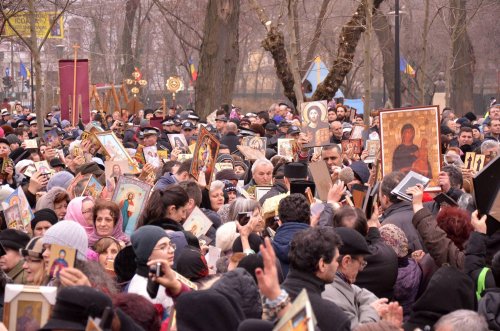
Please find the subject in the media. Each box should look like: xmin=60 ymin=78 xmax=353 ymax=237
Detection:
xmin=188 ymin=57 xmax=197 ymax=81
xmin=400 ymin=57 xmax=415 ymax=76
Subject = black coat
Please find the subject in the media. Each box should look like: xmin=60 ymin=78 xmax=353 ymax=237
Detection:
xmin=403 ymin=266 xmax=475 ymax=331
xmin=220 ymin=132 xmax=240 ymax=153
xmin=355 ymin=227 xmax=399 ymax=300
xmin=465 ymin=231 xmax=500 ymax=292
xmin=282 ymin=269 xmax=350 ymax=331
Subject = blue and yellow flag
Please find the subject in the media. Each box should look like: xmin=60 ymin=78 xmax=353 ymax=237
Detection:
xmin=400 ymin=57 xmax=415 ymax=76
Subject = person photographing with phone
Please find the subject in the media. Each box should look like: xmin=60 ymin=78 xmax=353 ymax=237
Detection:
xmin=128 ymin=225 xmax=190 ymax=320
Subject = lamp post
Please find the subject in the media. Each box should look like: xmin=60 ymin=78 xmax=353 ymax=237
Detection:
xmin=394 ymin=0 xmax=401 ymax=108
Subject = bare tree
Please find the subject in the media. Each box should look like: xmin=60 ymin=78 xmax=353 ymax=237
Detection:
xmin=0 ymin=0 xmax=75 ymax=136
xmin=195 ymin=0 xmax=240 ymax=117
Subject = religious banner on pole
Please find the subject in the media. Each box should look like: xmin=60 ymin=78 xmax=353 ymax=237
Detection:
xmin=58 ymin=59 xmax=90 ymax=124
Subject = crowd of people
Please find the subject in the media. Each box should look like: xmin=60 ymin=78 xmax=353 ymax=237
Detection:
xmin=0 ymin=98 xmax=498 ymax=331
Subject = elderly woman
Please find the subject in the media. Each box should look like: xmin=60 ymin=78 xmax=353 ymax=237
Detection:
xmin=201 ymin=180 xmax=226 ymax=213
xmin=215 ymin=198 xmax=265 ymax=255
xmin=88 ymin=200 xmax=129 ymax=247
xmin=35 ymin=187 xmax=70 ymax=220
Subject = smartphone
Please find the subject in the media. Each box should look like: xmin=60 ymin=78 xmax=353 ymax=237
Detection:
xmin=237 ymin=212 xmax=251 ymax=226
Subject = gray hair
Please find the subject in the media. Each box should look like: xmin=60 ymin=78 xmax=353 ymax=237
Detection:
xmin=268 ymin=103 xmax=278 ymax=113
xmin=228 ymin=197 xmax=261 ymax=222
xmin=481 ymin=139 xmax=499 ymax=154
xmin=434 ymin=310 xmax=488 ymax=331
xmin=251 ymin=158 xmax=273 ymax=174
xmin=209 ymin=180 xmax=225 ymax=193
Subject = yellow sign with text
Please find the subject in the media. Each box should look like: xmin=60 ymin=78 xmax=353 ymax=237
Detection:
xmin=2 ymin=12 xmax=64 ymax=39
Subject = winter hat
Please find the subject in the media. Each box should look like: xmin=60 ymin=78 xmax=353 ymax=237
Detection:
xmin=0 ymin=229 xmax=30 ymax=250
xmin=31 ymin=208 xmax=59 ymax=231
xmin=216 ymin=154 xmax=234 ymax=165
xmin=60 ymin=119 xmax=71 ymax=129
xmin=42 ymin=221 xmax=89 ymax=261
xmin=215 ymin=169 xmax=239 ymax=181
xmin=131 ymin=225 xmax=168 ymax=268
xmin=349 ymin=161 xmax=370 ymax=184
xmin=14 ymin=159 xmax=34 ymax=175
xmin=335 ymin=227 xmax=371 ymax=255
xmin=0 ymin=185 xmax=14 ymax=211
xmin=215 ymin=222 xmax=239 ymax=254
xmin=47 ymin=171 xmax=74 ymax=191
xmin=379 ymin=224 xmax=409 ymax=258
xmin=39 ymin=286 xmax=113 ymax=331
xmin=464 ymin=112 xmax=477 ymax=122
xmin=21 ymin=236 xmax=45 ymax=259
xmin=175 ymin=247 xmax=209 ymax=281
xmin=5 ymin=134 xmax=21 ymax=145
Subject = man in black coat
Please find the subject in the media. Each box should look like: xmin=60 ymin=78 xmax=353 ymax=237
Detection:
xmin=220 ymin=122 xmax=240 ymax=153
xmin=282 ymin=227 xmax=350 ymax=331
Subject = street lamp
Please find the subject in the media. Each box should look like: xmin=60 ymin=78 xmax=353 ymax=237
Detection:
xmin=388 ymin=2 xmax=406 ymax=108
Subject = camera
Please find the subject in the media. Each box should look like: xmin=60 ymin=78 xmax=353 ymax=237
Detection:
xmin=237 ymin=212 xmax=252 ymax=226
xmin=149 ymin=262 xmax=164 ymax=277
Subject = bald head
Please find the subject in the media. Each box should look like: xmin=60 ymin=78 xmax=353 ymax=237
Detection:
xmin=226 ymin=122 xmax=237 ymax=134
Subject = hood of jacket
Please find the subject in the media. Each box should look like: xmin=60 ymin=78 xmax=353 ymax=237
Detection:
xmin=478 ymin=288 xmax=500 ymax=330
xmin=211 ymin=268 xmax=262 ymax=319
xmin=35 ymin=187 xmax=67 ymax=211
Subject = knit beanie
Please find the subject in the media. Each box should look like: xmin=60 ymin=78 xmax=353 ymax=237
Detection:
xmin=42 ymin=221 xmax=88 ymax=261
xmin=0 ymin=229 xmax=30 ymax=250
xmin=47 ymin=171 xmax=74 ymax=191
xmin=5 ymin=134 xmax=21 ymax=145
xmin=215 ymin=169 xmax=239 ymax=181
xmin=379 ymin=224 xmax=409 ymax=258
xmin=14 ymin=159 xmax=34 ymax=175
xmin=31 ymin=208 xmax=59 ymax=231
xmin=131 ymin=225 xmax=167 ymax=270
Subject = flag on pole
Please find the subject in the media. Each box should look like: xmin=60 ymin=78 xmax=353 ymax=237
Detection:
xmin=302 ymin=56 xmax=329 ymax=98
xmin=5 ymin=67 xmax=10 ymax=77
xmin=20 ymin=62 xmax=29 ymax=79
xmin=399 ymin=57 xmax=415 ymax=76
xmin=188 ymin=57 xmax=197 ymax=81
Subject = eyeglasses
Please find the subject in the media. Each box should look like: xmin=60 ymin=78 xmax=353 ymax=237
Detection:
xmin=356 ymin=258 xmax=368 ymax=270
xmin=82 ymin=209 xmax=93 ymax=214
xmin=152 ymin=242 xmax=176 ymax=251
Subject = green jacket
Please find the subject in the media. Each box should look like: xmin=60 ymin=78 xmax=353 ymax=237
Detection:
xmin=7 ymin=260 xmax=27 ymax=284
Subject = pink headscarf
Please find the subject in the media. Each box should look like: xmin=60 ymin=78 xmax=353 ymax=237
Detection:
xmin=65 ymin=196 xmax=95 ymax=236
xmin=87 ymin=204 xmax=129 ymax=247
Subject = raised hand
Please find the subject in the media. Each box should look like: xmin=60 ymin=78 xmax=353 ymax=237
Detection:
xmin=255 ymin=237 xmax=281 ymax=300
xmin=471 ymin=210 xmax=487 ymax=234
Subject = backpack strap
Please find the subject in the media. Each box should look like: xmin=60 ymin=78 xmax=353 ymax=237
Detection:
xmin=476 ymin=267 xmax=490 ymax=300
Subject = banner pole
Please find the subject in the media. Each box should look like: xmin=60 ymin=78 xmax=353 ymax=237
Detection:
xmin=71 ymin=44 xmax=80 ymax=126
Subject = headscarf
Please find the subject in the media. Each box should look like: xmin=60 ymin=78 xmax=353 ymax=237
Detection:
xmin=88 ymin=209 xmax=129 ymax=247
xmin=379 ymin=224 xmax=409 ymax=258
xmin=65 ymin=196 xmax=94 ymax=236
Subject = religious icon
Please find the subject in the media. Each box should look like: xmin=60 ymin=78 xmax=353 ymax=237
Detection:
xmin=112 ymin=176 xmax=152 ymax=235
xmin=379 ymin=106 xmax=442 ymax=190
xmin=190 ymin=126 xmax=220 ymax=185
xmin=300 ymin=100 xmax=330 ymax=147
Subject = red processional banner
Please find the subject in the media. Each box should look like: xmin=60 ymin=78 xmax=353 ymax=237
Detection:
xmin=58 ymin=59 xmax=90 ymax=124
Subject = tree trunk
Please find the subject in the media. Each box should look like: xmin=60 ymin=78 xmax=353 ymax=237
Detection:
xmin=27 ymin=0 xmax=44 ymax=137
xmin=363 ymin=0 xmax=372 ymax=124
xmin=372 ymin=8 xmax=395 ymax=106
xmin=312 ymin=0 xmax=384 ymax=101
xmin=261 ymin=27 xmax=297 ymax=106
xmin=121 ymin=0 xmax=140 ymax=78
xmin=449 ymin=0 xmax=475 ymax=115
xmin=287 ymin=0 xmax=304 ymax=107
xmin=195 ymin=0 xmax=240 ymax=118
